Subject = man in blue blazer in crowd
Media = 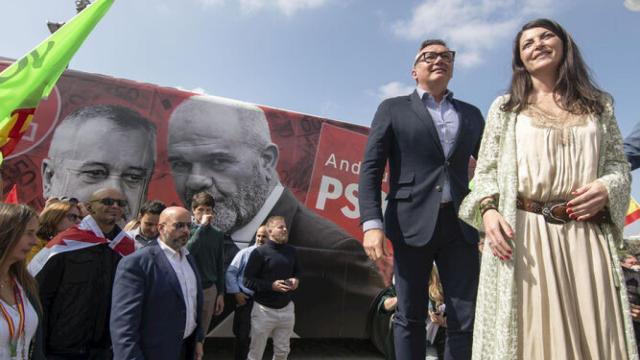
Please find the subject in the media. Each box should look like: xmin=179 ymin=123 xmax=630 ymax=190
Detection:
xmin=359 ymin=39 xmax=484 ymax=360
xmin=111 ymin=207 xmax=204 ymax=360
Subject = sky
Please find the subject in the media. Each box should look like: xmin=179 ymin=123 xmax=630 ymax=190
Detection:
xmin=1 ymin=0 xmax=640 ymax=231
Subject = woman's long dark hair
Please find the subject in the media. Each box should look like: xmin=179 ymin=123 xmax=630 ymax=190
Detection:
xmin=501 ymin=18 xmax=606 ymax=115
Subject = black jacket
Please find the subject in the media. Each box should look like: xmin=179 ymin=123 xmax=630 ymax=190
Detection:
xmin=24 ymin=284 xmax=46 ymax=360
xmin=36 ymin=244 xmax=121 ymax=356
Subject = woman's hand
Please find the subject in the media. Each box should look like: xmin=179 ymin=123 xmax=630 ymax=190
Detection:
xmin=567 ymin=181 xmax=608 ymax=221
xmin=429 ymin=311 xmax=447 ymax=327
xmin=482 ymin=209 xmax=513 ymax=261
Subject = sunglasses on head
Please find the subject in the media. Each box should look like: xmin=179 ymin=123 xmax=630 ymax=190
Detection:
xmin=60 ymin=196 xmax=79 ymax=204
xmin=91 ymin=198 xmax=128 ymax=207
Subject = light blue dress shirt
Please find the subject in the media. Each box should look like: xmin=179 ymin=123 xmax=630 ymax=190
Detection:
xmin=225 ymin=244 xmax=259 ymax=296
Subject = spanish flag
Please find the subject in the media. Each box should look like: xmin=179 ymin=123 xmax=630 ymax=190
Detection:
xmin=0 ymin=0 xmax=114 ymax=165
xmin=626 ymin=196 xmax=640 ymax=226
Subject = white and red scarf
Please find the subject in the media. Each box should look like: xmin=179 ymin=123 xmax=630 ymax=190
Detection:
xmin=28 ymin=215 xmax=135 ymax=276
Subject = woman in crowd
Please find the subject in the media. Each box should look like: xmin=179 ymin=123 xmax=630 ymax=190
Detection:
xmin=426 ymin=267 xmax=446 ymax=360
xmin=0 ymin=203 xmax=45 ymax=359
xmin=460 ymin=18 xmax=637 ymax=359
xmin=26 ymin=200 xmax=82 ymax=262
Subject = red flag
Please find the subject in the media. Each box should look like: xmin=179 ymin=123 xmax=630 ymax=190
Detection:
xmin=4 ymin=184 xmax=18 ymax=203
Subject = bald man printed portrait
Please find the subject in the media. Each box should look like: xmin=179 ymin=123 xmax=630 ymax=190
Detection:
xmin=41 ymin=105 xmax=157 ymax=219
xmin=168 ymin=96 xmax=384 ymax=338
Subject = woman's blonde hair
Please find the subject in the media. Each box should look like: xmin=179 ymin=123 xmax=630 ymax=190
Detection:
xmin=37 ymin=201 xmax=79 ymax=240
xmin=429 ymin=266 xmax=445 ymax=308
xmin=0 ymin=203 xmax=40 ymax=307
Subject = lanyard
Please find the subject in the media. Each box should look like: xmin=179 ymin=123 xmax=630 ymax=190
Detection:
xmin=0 ymin=279 xmax=26 ymax=358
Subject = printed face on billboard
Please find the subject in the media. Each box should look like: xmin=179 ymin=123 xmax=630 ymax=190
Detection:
xmin=0 ymin=61 xmax=389 ymax=340
xmin=40 ymin=105 xmax=156 ymax=218
xmin=168 ymin=96 xmax=278 ymax=235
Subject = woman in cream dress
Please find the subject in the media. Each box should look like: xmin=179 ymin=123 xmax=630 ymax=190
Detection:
xmin=459 ymin=19 xmax=638 ymax=359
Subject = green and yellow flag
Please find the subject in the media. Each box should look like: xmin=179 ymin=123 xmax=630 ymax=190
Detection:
xmin=0 ymin=0 xmax=114 ymax=165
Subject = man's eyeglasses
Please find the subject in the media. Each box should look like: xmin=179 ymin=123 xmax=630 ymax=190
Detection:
xmin=91 ymin=198 xmax=128 ymax=208
xmin=416 ymin=51 xmax=456 ymax=64
xmin=170 ymin=222 xmax=192 ymax=230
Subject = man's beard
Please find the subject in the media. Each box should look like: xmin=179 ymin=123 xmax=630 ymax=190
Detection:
xmin=211 ymin=179 xmax=271 ymax=234
xmin=271 ymin=233 xmax=288 ymax=244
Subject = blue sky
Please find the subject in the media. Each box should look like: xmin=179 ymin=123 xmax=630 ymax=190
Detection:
xmin=2 ymin=0 xmax=640 ymax=231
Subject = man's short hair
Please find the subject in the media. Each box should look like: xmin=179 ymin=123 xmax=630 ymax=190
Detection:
xmin=191 ymin=191 xmax=215 ymax=210
xmin=48 ymin=104 xmax=157 ymax=159
xmin=418 ymin=39 xmax=448 ymax=51
xmin=138 ymin=200 xmax=166 ymax=218
xmin=265 ymin=215 xmax=285 ymax=229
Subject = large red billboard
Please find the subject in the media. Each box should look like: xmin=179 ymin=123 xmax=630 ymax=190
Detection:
xmin=0 ymin=59 xmax=391 ymax=339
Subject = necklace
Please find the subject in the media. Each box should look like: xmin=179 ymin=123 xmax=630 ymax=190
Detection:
xmin=0 ymin=278 xmax=27 ymax=359
xmin=523 ymin=104 xmax=589 ymax=129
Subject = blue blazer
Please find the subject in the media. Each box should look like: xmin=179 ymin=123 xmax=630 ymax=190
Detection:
xmin=110 ymin=241 xmax=204 ymax=360
xmin=624 ymin=121 xmax=640 ymax=171
xmin=359 ymin=90 xmax=484 ymax=246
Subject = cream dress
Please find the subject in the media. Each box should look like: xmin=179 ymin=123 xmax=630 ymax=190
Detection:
xmin=514 ymin=112 xmax=628 ymax=359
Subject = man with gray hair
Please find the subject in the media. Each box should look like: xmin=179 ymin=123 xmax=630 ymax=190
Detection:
xmin=168 ymin=95 xmax=384 ymax=338
xmin=41 ymin=104 xmax=157 ymax=219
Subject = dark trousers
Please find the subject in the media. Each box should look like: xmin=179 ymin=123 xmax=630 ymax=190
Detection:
xmin=46 ymin=348 xmax=112 ymax=360
xmin=392 ymin=206 xmax=479 ymax=360
xmin=233 ymin=298 xmax=254 ymax=360
xmin=179 ymin=332 xmax=196 ymax=360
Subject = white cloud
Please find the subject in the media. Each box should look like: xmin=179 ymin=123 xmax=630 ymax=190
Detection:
xmin=625 ymin=0 xmax=640 ymax=11
xmin=195 ymin=0 xmax=328 ymax=15
xmin=375 ymin=81 xmax=415 ymax=100
xmin=392 ymin=0 xmax=554 ymax=68
xmin=240 ymin=0 xmax=328 ymax=16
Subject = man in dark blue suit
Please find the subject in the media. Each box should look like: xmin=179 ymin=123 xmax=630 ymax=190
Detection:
xmin=624 ymin=122 xmax=640 ymax=171
xmin=111 ymin=207 xmax=205 ymax=360
xmin=359 ymin=39 xmax=484 ymax=360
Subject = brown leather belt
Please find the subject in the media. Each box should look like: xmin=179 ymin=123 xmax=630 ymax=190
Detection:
xmin=516 ymin=197 xmax=610 ymax=225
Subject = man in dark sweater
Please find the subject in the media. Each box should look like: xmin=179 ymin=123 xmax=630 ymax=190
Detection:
xmin=244 ymin=215 xmax=300 ymax=360
xmin=186 ymin=192 xmax=225 ymax=337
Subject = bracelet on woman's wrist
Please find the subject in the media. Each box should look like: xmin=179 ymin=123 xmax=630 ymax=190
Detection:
xmin=479 ymin=196 xmax=498 ymax=216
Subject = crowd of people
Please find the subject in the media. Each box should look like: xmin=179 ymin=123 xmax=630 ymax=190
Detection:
xmin=3 ymin=15 xmax=640 ymax=360
xmin=0 ymin=188 xmax=300 ymax=360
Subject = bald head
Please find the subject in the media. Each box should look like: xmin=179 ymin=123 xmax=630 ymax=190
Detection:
xmin=89 ymin=187 xmax=125 ymax=203
xmin=159 ymin=206 xmax=191 ymax=224
xmin=86 ymin=187 xmax=127 ymax=232
xmin=158 ymin=206 xmax=192 ymax=251
xmin=169 ymin=96 xmax=272 ymax=152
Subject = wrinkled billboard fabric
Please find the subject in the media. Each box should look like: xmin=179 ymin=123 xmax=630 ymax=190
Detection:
xmin=0 ymin=60 xmax=391 ymax=338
